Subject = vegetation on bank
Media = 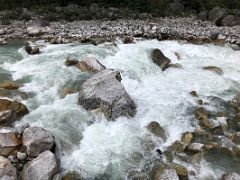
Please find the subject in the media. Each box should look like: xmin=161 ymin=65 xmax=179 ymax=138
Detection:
xmin=0 ymin=0 xmax=240 ymax=13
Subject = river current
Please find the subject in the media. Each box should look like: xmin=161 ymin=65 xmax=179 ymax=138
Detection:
xmin=0 ymin=39 xmax=240 ymax=179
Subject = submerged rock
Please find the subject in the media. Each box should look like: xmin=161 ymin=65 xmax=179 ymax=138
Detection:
xmin=20 ymin=150 xmax=59 ymax=180
xmin=0 ymin=132 xmax=21 ymax=156
xmin=222 ymin=172 xmax=240 ymax=180
xmin=65 ymin=56 xmax=79 ymax=66
xmin=0 ymin=89 xmax=28 ymax=100
xmin=75 ymin=57 xmax=106 ymax=73
xmin=22 ymin=127 xmax=55 ymax=157
xmin=168 ymin=63 xmax=183 ymax=69
xmin=203 ymin=66 xmax=224 ymax=75
xmin=79 ymin=69 xmax=136 ymax=120
xmin=0 ymin=156 xmax=17 ymax=180
xmin=151 ymin=49 xmax=171 ymax=71
xmin=146 ymin=121 xmax=167 ymax=141
xmin=0 ymin=81 xmax=21 ymax=90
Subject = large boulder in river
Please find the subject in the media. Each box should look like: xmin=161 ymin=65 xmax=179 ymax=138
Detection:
xmin=151 ymin=49 xmax=171 ymax=71
xmin=0 ymin=132 xmax=21 ymax=156
xmin=79 ymin=69 xmax=136 ymax=120
xmin=20 ymin=150 xmax=59 ymax=180
xmin=22 ymin=127 xmax=55 ymax=157
xmin=0 ymin=98 xmax=29 ymax=126
xmin=0 ymin=156 xmax=17 ymax=180
xmin=207 ymin=6 xmax=228 ymax=25
xmin=75 ymin=57 xmax=106 ymax=73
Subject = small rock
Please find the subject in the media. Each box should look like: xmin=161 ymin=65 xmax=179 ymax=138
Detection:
xmin=0 ymin=38 xmax=7 ymax=46
xmin=123 ymin=36 xmax=134 ymax=44
xmin=0 ymin=132 xmax=21 ymax=156
xmin=75 ymin=57 xmax=106 ymax=73
xmin=0 ymin=156 xmax=17 ymax=180
xmin=17 ymin=152 xmax=28 ymax=161
xmin=171 ymin=140 xmax=187 ymax=153
xmin=22 ymin=127 xmax=55 ymax=157
xmin=187 ymin=143 xmax=204 ymax=153
xmin=14 ymin=123 xmax=30 ymax=135
xmin=170 ymin=163 xmax=188 ymax=180
xmin=158 ymin=169 xmax=179 ymax=180
xmin=203 ymin=66 xmax=224 ymax=75
xmin=231 ymin=132 xmax=240 ymax=145
xmin=174 ymin=52 xmax=181 ymax=60
xmin=65 ymin=55 xmax=78 ymax=66
xmin=168 ymin=63 xmax=183 ymax=69
xmin=146 ymin=121 xmax=167 ymax=141
xmin=0 ymin=81 xmax=21 ymax=90
xmin=181 ymin=132 xmax=193 ymax=144
xmin=20 ymin=150 xmax=59 ymax=180
xmin=151 ymin=49 xmax=171 ymax=71
xmin=190 ymin=91 xmax=198 ymax=97
xmin=25 ymin=42 xmax=40 ymax=55
xmin=222 ymin=172 xmax=240 ymax=180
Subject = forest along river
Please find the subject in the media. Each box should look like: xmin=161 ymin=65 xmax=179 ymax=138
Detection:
xmin=0 ymin=39 xmax=240 ymax=179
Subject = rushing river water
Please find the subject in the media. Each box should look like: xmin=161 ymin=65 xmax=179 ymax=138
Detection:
xmin=0 ymin=39 xmax=240 ymax=179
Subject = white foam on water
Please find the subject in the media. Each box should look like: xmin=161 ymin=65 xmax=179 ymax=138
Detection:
xmin=1 ymin=40 xmax=240 ymax=179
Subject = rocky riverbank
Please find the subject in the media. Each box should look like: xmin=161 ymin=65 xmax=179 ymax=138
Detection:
xmin=0 ymin=17 xmax=240 ymax=50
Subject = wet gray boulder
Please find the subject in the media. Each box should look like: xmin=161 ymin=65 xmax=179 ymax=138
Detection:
xmin=75 ymin=57 xmax=106 ymax=73
xmin=0 ymin=156 xmax=17 ymax=180
xmin=207 ymin=6 xmax=228 ymax=25
xmin=79 ymin=69 xmax=136 ymax=120
xmin=20 ymin=150 xmax=59 ymax=180
xmin=222 ymin=172 xmax=240 ymax=180
xmin=151 ymin=49 xmax=171 ymax=71
xmin=22 ymin=127 xmax=55 ymax=157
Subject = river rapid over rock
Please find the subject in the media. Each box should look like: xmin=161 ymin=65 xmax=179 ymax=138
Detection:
xmin=0 ymin=39 xmax=240 ymax=179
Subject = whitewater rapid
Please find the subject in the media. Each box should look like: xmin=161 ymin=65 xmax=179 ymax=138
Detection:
xmin=1 ymin=40 xmax=240 ymax=179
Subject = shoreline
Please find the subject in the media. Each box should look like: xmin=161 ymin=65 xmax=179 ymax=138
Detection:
xmin=0 ymin=17 xmax=240 ymax=49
